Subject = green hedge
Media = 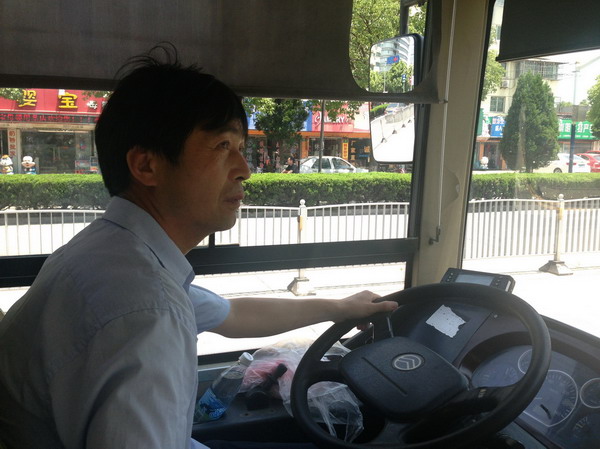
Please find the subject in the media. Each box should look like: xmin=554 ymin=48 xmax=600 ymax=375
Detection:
xmin=244 ymin=173 xmax=412 ymax=206
xmin=0 ymin=175 xmax=110 ymax=209
xmin=1 ymin=172 xmax=599 ymax=209
xmin=469 ymin=173 xmax=600 ymax=200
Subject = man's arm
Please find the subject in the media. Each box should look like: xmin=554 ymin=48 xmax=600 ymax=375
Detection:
xmin=211 ymin=290 xmax=397 ymax=338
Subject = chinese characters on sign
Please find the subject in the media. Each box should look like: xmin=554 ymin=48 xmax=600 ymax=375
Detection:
xmin=8 ymin=130 xmax=17 ymax=158
xmin=558 ymin=119 xmax=595 ymax=140
xmin=13 ymin=89 xmax=89 ymax=111
xmin=490 ymin=116 xmax=505 ymax=138
xmin=58 ymin=92 xmax=78 ymax=109
xmin=18 ymin=90 xmax=38 ymax=107
xmin=0 ymin=113 xmax=98 ymax=124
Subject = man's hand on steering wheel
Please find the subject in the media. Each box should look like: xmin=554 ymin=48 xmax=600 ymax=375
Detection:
xmin=334 ymin=290 xmax=398 ymax=331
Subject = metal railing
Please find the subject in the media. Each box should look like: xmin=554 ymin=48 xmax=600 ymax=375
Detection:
xmin=1 ymin=210 xmax=103 ymax=256
xmin=463 ymin=197 xmax=600 ymax=259
xmin=1 ymin=198 xmax=598 ymax=259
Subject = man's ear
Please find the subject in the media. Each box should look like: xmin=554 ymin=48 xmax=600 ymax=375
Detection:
xmin=126 ymin=146 xmax=160 ymax=187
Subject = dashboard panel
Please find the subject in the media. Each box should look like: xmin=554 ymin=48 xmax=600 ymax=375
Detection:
xmin=470 ymin=345 xmax=600 ymax=448
xmin=389 ymin=300 xmax=600 ymax=449
xmin=193 ymin=293 xmax=600 ymax=449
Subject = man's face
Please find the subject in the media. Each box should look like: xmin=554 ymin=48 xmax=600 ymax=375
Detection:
xmin=153 ymin=120 xmax=251 ymax=248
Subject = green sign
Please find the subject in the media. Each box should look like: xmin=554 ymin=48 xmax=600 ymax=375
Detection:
xmin=558 ymin=119 xmax=595 ymax=140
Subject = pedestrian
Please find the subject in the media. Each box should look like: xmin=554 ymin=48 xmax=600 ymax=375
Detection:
xmin=0 ymin=44 xmax=397 ymax=449
xmin=281 ymin=156 xmax=297 ymax=173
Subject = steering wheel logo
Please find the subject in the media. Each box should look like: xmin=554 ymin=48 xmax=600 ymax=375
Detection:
xmin=392 ymin=353 xmax=425 ymax=371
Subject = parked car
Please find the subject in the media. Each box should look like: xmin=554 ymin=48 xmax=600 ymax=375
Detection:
xmin=534 ymin=152 xmax=591 ymax=173
xmin=299 ymin=156 xmax=368 ymax=173
xmin=384 ymin=102 xmax=402 ymax=114
xmin=577 ymin=152 xmax=600 ymax=172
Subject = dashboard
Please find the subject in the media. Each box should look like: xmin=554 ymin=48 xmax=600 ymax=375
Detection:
xmin=470 ymin=345 xmax=600 ymax=448
xmin=194 ymin=282 xmax=600 ymax=449
xmin=387 ymin=298 xmax=600 ymax=449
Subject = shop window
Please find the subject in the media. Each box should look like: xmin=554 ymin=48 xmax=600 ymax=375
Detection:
xmin=21 ymin=131 xmax=95 ymax=174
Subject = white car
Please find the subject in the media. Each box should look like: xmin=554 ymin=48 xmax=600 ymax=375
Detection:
xmin=534 ymin=153 xmax=591 ymax=173
xmin=385 ymin=102 xmax=402 ymax=114
xmin=299 ymin=156 xmax=368 ymax=173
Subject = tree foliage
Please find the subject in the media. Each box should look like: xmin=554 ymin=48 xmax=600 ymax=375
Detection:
xmin=500 ymin=73 xmax=559 ymax=172
xmin=243 ymin=98 xmax=309 ymax=165
xmin=482 ymin=50 xmax=505 ymax=100
xmin=82 ymin=91 xmax=112 ymax=100
xmin=0 ymin=88 xmax=24 ymax=102
xmin=407 ymin=5 xmax=426 ymax=35
xmin=587 ymin=75 xmax=600 ymax=138
xmin=350 ymin=0 xmax=401 ymax=90
xmin=306 ymin=99 xmax=362 ymax=123
xmin=369 ymin=60 xmax=413 ymax=93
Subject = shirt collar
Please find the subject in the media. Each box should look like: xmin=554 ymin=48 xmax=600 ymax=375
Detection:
xmin=102 ymin=196 xmax=194 ymax=290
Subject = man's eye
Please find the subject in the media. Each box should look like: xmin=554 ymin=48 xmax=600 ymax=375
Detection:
xmin=217 ymin=141 xmax=230 ymax=149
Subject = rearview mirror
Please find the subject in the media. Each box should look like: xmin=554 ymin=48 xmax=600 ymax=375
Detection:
xmin=369 ymin=35 xmax=420 ymax=164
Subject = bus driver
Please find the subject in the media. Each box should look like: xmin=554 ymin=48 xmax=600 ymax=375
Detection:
xmin=0 ymin=47 xmax=397 ymax=449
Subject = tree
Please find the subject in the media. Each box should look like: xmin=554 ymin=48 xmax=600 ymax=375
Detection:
xmin=481 ymin=49 xmax=505 ymax=101
xmin=407 ymin=5 xmax=426 ymax=35
xmin=500 ymin=72 xmax=559 ymax=172
xmin=82 ymin=91 xmax=112 ymax=100
xmin=0 ymin=88 xmax=24 ymax=102
xmin=314 ymin=100 xmax=362 ymax=122
xmin=243 ymin=98 xmax=309 ymax=170
xmin=369 ymin=59 xmax=413 ymax=93
xmin=350 ymin=0 xmax=401 ymax=90
xmin=587 ymin=75 xmax=600 ymax=138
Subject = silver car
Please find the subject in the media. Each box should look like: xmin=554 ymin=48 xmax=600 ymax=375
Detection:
xmin=299 ymin=156 xmax=368 ymax=173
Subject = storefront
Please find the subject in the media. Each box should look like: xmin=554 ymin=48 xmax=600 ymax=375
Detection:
xmin=244 ymin=103 xmax=373 ymax=172
xmin=1 ymin=92 xmax=376 ymax=175
xmin=0 ymin=89 xmax=105 ymax=174
xmin=475 ymin=114 xmax=600 ymax=170
xmin=304 ymin=105 xmax=372 ymax=168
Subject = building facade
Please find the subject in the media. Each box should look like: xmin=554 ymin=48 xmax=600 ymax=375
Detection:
xmin=0 ymin=89 xmax=105 ymax=174
xmin=474 ymin=0 xmax=600 ymax=170
xmin=1 ymin=90 xmax=374 ymax=175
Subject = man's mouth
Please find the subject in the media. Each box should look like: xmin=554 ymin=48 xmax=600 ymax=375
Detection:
xmin=226 ymin=194 xmax=244 ymax=207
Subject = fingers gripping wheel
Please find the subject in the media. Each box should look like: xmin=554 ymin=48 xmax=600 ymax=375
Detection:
xmin=290 ymin=283 xmax=552 ymax=449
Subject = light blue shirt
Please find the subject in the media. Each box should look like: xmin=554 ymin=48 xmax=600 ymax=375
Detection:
xmin=0 ymin=197 xmax=230 ymax=449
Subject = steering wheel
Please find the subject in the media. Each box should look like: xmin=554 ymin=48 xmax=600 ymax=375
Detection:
xmin=290 ymin=283 xmax=551 ymax=449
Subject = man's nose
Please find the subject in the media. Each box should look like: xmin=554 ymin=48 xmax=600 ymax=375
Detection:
xmin=233 ymin=150 xmax=251 ymax=181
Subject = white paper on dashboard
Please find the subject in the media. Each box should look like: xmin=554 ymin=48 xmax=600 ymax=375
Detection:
xmin=425 ymin=305 xmax=466 ymax=338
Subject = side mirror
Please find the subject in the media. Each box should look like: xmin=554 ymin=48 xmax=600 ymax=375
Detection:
xmin=369 ymin=35 xmax=421 ymax=164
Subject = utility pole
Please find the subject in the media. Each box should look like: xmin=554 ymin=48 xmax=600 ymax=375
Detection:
xmin=568 ymin=62 xmax=579 ymax=173
xmin=318 ymin=99 xmax=325 ymax=173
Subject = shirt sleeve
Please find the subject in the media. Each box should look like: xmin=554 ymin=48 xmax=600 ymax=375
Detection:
xmin=50 ymin=309 xmax=198 ymax=449
xmin=188 ymin=285 xmax=230 ymax=334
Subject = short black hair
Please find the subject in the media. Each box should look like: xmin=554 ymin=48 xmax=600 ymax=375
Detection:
xmin=95 ymin=43 xmax=248 ymax=196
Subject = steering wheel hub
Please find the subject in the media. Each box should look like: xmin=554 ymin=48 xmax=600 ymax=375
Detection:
xmin=340 ymin=337 xmax=468 ymax=420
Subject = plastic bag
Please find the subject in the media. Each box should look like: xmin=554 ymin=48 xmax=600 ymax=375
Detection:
xmin=241 ymin=338 xmax=363 ymax=442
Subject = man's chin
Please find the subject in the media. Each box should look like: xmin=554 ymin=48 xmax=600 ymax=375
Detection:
xmin=214 ymin=217 xmax=238 ymax=233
